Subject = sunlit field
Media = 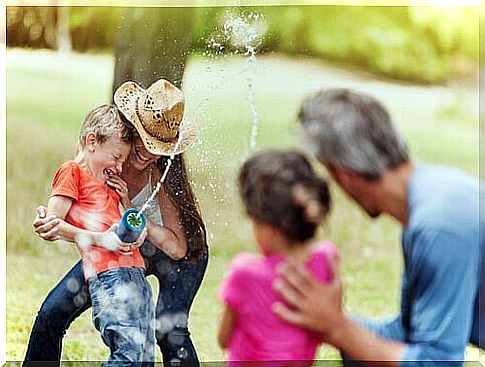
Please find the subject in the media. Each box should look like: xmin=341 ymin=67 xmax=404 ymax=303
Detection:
xmin=6 ymin=49 xmax=480 ymax=363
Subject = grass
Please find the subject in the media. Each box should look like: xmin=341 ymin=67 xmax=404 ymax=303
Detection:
xmin=6 ymin=48 xmax=481 ymax=363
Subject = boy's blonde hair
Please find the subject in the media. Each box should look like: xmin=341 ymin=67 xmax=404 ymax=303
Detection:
xmin=79 ymin=104 xmax=133 ymax=148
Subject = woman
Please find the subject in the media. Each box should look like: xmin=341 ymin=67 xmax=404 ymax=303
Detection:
xmin=23 ymin=79 xmax=208 ymax=367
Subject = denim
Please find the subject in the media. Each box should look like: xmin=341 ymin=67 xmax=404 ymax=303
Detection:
xmin=88 ymin=267 xmax=155 ymax=366
xmin=23 ymin=242 xmax=209 ymax=367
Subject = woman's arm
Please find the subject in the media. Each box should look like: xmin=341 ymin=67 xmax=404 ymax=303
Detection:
xmin=218 ymin=305 xmax=237 ymax=349
xmin=146 ymin=185 xmax=187 ymax=260
xmin=108 ymin=172 xmax=187 ymax=259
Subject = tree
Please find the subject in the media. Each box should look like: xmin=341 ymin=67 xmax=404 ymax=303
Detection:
xmin=56 ymin=6 xmax=71 ymax=53
xmin=112 ymin=7 xmax=196 ymax=94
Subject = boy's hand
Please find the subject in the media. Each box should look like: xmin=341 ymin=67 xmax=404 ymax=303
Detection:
xmin=33 ymin=205 xmax=61 ymax=241
xmin=100 ymin=225 xmax=146 ymax=254
xmin=106 ymin=175 xmax=131 ymax=208
xmin=99 ymin=224 xmax=134 ymax=255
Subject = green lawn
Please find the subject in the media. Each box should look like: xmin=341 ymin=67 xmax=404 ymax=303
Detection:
xmin=6 ymin=49 xmax=481 ymax=363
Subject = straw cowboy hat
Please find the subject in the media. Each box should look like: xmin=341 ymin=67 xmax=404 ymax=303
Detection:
xmin=114 ymin=78 xmax=197 ymax=156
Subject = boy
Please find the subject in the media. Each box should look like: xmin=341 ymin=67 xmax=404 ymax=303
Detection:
xmin=47 ymin=104 xmax=155 ymax=366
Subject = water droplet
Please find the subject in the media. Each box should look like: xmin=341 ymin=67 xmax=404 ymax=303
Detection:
xmin=156 ymin=315 xmax=174 ymax=334
xmin=73 ymin=293 xmax=87 ymax=307
xmin=66 ymin=278 xmax=80 ymax=293
xmin=177 ymin=347 xmax=188 ymax=359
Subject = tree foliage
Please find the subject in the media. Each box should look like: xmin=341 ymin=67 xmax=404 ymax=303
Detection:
xmin=6 ymin=6 xmax=478 ymax=83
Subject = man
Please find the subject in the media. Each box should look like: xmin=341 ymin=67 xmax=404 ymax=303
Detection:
xmin=272 ymin=89 xmax=483 ymax=366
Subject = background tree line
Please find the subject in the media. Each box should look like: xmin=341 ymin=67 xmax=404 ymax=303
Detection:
xmin=6 ymin=6 xmax=478 ymax=83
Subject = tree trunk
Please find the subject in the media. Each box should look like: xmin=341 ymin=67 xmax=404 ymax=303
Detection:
xmin=112 ymin=7 xmax=195 ymax=97
xmin=56 ymin=6 xmax=71 ymax=53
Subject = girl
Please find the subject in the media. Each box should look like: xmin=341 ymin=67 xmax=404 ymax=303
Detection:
xmin=218 ymin=150 xmax=338 ymax=366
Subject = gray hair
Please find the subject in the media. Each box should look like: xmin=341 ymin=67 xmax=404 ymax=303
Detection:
xmin=298 ymin=88 xmax=409 ymax=179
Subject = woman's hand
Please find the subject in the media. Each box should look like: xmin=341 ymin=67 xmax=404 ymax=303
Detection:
xmin=130 ymin=227 xmax=147 ymax=249
xmin=33 ymin=206 xmax=61 ymax=241
xmin=107 ymin=175 xmax=132 ymax=208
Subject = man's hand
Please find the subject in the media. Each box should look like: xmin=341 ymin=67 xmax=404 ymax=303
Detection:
xmin=272 ymin=257 xmax=405 ymax=365
xmin=272 ymin=256 xmax=345 ymax=342
xmin=32 ymin=205 xmax=61 ymax=241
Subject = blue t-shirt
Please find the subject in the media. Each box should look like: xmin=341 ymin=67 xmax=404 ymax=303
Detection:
xmin=400 ymin=164 xmax=482 ymax=362
xmin=357 ymin=164 xmax=483 ymax=365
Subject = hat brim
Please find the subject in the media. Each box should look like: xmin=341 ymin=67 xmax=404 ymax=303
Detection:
xmin=114 ymin=81 xmax=198 ymax=156
xmin=132 ymin=112 xmax=198 ymax=156
xmin=114 ymin=81 xmax=145 ymax=121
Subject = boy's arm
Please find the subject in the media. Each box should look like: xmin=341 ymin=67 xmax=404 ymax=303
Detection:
xmin=47 ymin=195 xmax=131 ymax=253
xmin=33 ymin=206 xmax=61 ymax=241
xmin=218 ymin=305 xmax=236 ymax=349
xmin=47 ymin=195 xmax=97 ymax=243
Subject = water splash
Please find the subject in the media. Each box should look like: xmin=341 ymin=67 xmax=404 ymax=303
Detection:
xmin=136 ymin=11 xmax=266 ymax=221
xmin=195 ymin=12 xmax=265 ymax=148
xmin=222 ymin=12 xmax=264 ymax=151
xmin=137 ymin=156 xmax=173 ymax=218
xmin=177 ymin=347 xmax=188 ymax=359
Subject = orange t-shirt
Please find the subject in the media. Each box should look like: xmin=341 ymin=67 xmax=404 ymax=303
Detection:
xmin=51 ymin=161 xmax=145 ymax=279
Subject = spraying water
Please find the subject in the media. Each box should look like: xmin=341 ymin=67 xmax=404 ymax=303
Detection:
xmin=222 ymin=12 xmax=264 ymax=151
xmin=136 ymin=156 xmax=173 ymax=218
xmin=135 ymin=11 xmax=266 ymax=219
xmin=136 ymin=135 xmax=182 ymax=219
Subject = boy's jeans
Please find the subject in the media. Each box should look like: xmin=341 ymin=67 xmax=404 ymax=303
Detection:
xmin=88 ymin=267 xmax=155 ymax=366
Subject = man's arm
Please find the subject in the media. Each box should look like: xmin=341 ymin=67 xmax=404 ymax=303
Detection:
xmin=218 ymin=305 xmax=236 ymax=349
xmin=331 ymin=319 xmax=404 ymax=365
xmin=272 ymin=260 xmax=404 ymax=366
xmin=273 ymin=226 xmax=478 ymax=365
xmin=398 ymin=227 xmax=478 ymax=362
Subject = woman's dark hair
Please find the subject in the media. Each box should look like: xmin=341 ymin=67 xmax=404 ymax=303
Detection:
xmin=238 ymin=150 xmax=331 ymax=244
xmin=118 ymin=111 xmax=207 ymax=261
xmin=157 ymin=154 xmax=208 ymax=261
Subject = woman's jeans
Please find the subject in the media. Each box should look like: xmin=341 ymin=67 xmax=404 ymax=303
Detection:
xmin=89 ymin=267 xmax=155 ymax=366
xmin=23 ymin=242 xmax=209 ymax=367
